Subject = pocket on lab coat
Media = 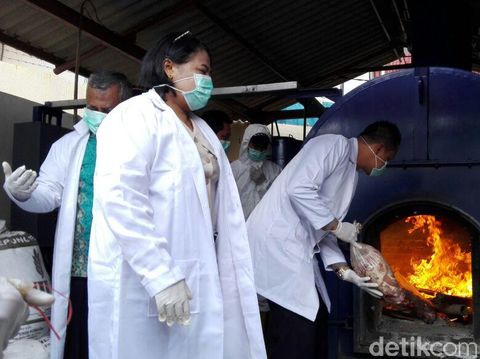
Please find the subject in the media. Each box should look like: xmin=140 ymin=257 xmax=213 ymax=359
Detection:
xmin=147 ymin=259 xmax=200 ymax=316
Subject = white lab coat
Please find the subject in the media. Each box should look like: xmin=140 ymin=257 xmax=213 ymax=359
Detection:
xmin=3 ymin=120 xmax=90 ymax=359
xmin=247 ymin=134 xmax=359 ymax=321
xmin=88 ymin=89 xmax=266 ymax=359
xmin=231 ymin=124 xmax=281 ymax=219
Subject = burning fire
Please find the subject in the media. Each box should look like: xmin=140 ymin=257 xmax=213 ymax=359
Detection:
xmin=405 ymin=215 xmax=472 ymax=299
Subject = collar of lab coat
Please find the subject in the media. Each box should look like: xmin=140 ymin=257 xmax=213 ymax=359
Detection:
xmin=74 ymin=118 xmax=90 ymax=135
xmin=145 ymin=88 xmax=169 ymax=111
xmin=348 ymin=137 xmax=358 ymax=165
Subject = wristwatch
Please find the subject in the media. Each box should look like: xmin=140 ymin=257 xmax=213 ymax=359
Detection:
xmin=334 ymin=266 xmax=349 ymax=280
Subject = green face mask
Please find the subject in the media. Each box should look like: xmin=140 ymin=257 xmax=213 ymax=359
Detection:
xmin=83 ymin=108 xmax=107 ymax=134
xmin=370 ymin=161 xmax=387 ymax=176
xmin=220 ymin=140 xmax=231 ymax=153
xmin=248 ymin=148 xmax=267 ymax=162
xmin=154 ymin=74 xmax=213 ymax=111
xmin=361 ymin=136 xmax=388 ymax=176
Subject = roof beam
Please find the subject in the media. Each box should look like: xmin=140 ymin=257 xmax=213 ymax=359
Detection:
xmin=213 ymin=98 xmax=254 ymax=121
xmin=253 ymin=87 xmax=342 ymax=110
xmin=19 ymin=0 xmax=146 ymax=63
xmin=307 ymin=46 xmax=394 ymax=87
xmin=212 ymin=81 xmax=298 ymax=97
xmin=196 ymin=3 xmax=293 ymax=82
xmin=0 ymin=29 xmax=90 ymax=78
xmin=54 ymin=0 xmax=196 ymax=74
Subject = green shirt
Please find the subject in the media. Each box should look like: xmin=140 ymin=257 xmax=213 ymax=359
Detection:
xmin=71 ymin=134 xmax=96 ymax=277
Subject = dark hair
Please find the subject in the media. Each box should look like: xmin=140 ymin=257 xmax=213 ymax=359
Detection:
xmin=138 ymin=32 xmax=211 ymax=98
xmin=250 ymin=133 xmax=270 ymax=149
xmin=359 ymin=121 xmax=402 ymax=152
xmin=202 ymin=110 xmax=232 ymax=134
xmin=88 ymin=71 xmax=132 ymax=102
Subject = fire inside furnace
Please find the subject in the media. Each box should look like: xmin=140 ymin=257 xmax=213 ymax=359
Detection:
xmin=380 ymin=214 xmax=473 ymax=323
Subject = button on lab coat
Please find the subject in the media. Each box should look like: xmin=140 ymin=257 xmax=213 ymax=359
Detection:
xmin=89 ymin=89 xmax=266 ymax=359
xmin=247 ymin=135 xmax=359 ymax=321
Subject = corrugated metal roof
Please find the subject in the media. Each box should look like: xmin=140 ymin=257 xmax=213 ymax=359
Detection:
xmin=0 ymin=0 xmax=406 ymax=116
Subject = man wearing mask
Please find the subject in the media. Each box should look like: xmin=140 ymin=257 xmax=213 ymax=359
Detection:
xmin=247 ymin=121 xmax=401 ymax=359
xmin=2 ymin=71 xmax=131 ymax=359
xmin=202 ymin=110 xmax=233 ymax=153
xmin=231 ymin=124 xmax=282 ymax=219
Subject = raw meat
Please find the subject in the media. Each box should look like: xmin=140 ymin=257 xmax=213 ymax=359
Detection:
xmin=351 ymin=243 xmax=437 ymax=323
xmin=351 ymin=243 xmax=405 ymax=304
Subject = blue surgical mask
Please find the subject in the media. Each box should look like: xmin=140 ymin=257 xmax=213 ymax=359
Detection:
xmin=220 ymin=140 xmax=231 ymax=153
xmin=83 ymin=108 xmax=107 ymax=134
xmin=248 ymin=148 xmax=267 ymax=162
xmin=361 ymin=136 xmax=387 ymax=176
xmin=155 ymin=74 xmax=213 ymax=111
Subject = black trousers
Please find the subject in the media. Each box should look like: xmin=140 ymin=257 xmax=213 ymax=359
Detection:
xmin=64 ymin=277 xmax=89 ymax=359
xmin=266 ymin=300 xmax=329 ymax=359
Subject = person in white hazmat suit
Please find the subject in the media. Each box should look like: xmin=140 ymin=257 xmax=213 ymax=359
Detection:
xmin=247 ymin=121 xmax=401 ymax=359
xmin=88 ymin=31 xmax=266 ymax=359
xmin=2 ymin=72 xmax=131 ymax=359
xmin=231 ymin=124 xmax=282 ymax=219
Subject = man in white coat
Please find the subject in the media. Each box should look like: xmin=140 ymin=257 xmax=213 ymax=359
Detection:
xmin=247 ymin=121 xmax=401 ymax=359
xmin=2 ymin=71 xmax=131 ymax=359
xmin=231 ymin=124 xmax=282 ymax=219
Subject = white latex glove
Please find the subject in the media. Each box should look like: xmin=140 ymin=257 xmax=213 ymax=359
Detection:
xmin=340 ymin=268 xmax=383 ymax=299
xmin=7 ymin=279 xmax=54 ymax=307
xmin=0 ymin=278 xmax=54 ymax=359
xmin=2 ymin=162 xmax=38 ymax=202
xmin=331 ymin=221 xmax=362 ymax=248
xmin=249 ymin=166 xmax=266 ymax=185
xmin=154 ymin=280 xmax=192 ymax=327
xmin=0 ymin=279 xmax=28 ymax=357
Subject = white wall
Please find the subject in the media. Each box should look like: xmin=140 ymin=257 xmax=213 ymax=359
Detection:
xmin=0 ymin=45 xmax=88 ymax=105
xmin=0 ymin=45 xmax=84 ymax=225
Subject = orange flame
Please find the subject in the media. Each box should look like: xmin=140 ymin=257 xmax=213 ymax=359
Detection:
xmin=405 ymin=215 xmax=472 ymax=298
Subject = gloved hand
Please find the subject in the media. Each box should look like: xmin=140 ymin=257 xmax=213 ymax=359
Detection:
xmin=0 ymin=278 xmax=54 ymax=359
xmin=331 ymin=221 xmax=362 ymax=248
xmin=340 ymin=268 xmax=383 ymax=299
xmin=249 ymin=166 xmax=267 ymax=185
xmin=7 ymin=279 xmax=55 ymax=307
xmin=154 ymin=280 xmax=192 ymax=327
xmin=2 ymin=162 xmax=38 ymax=202
xmin=0 ymin=279 xmax=29 ymax=356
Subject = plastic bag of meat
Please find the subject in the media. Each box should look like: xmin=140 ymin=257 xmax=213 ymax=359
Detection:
xmin=351 ymin=243 xmax=405 ymax=304
xmin=351 ymin=243 xmax=437 ymax=323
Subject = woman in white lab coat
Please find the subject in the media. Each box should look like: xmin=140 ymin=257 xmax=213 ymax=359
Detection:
xmin=88 ymin=32 xmax=266 ymax=359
